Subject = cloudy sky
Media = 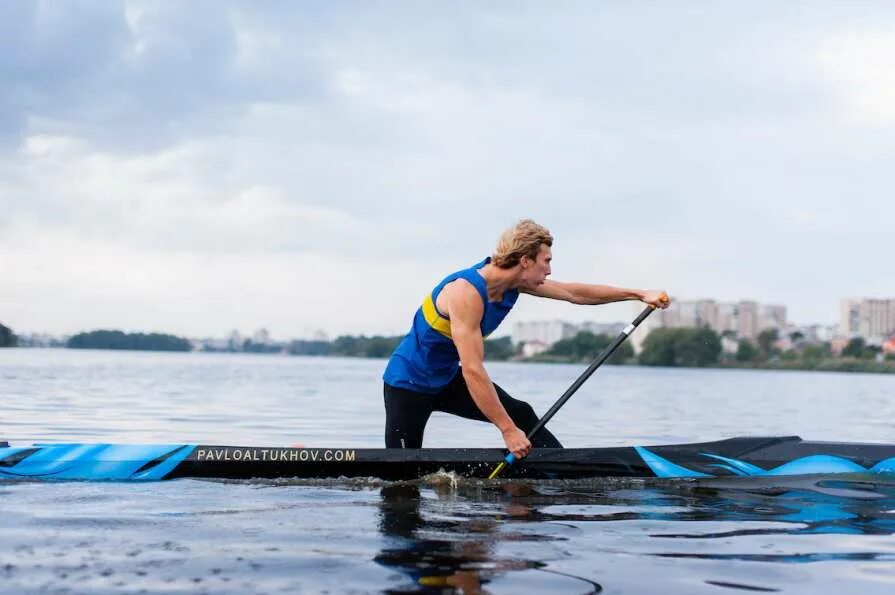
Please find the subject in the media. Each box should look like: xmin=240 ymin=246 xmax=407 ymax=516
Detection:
xmin=1 ymin=1 xmax=892 ymax=339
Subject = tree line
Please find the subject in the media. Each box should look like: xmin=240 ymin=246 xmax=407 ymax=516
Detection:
xmin=0 ymin=322 xmax=16 ymax=347
xmin=537 ymin=327 xmax=893 ymax=372
xmin=16 ymin=323 xmax=895 ymax=373
xmin=535 ymin=331 xmax=635 ymax=364
xmin=535 ymin=328 xmax=721 ymax=367
xmin=725 ymin=328 xmax=892 ymax=372
xmin=68 ymin=330 xmax=192 ymax=351
xmin=288 ymin=335 xmax=517 ymax=361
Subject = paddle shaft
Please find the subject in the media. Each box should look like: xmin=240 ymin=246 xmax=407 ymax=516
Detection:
xmin=489 ymin=305 xmax=656 ymax=478
xmin=525 ymin=305 xmax=654 ymax=442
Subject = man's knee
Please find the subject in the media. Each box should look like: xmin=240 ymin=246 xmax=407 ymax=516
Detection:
xmin=508 ymin=400 xmax=538 ymax=424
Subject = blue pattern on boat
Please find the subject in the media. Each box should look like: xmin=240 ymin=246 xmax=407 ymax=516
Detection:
xmin=0 ymin=443 xmax=195 ymax=481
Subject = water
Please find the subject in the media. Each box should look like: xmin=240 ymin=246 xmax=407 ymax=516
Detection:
xmin=2 ymin=348 xmax=895 ymax=593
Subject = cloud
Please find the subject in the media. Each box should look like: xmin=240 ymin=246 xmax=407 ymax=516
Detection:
xmin=815 ymin=30 xmax=895 ymax=124
xmin=3 ymin=133 xmax=364 ymax=254
xmin=1 ymin=2 xmax=893 ymax=336
xmin=0 ymin=218 xmax=427 ymax=337
xmin=0 ymin=2 xmax=333 ymax=151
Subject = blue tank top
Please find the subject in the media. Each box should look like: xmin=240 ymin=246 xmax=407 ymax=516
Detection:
xmin=383 ymin=258 xmax=519 ymax=393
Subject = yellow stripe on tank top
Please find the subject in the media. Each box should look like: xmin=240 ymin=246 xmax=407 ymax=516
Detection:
xmin=421 ymin=293 xmax=453 ymax=339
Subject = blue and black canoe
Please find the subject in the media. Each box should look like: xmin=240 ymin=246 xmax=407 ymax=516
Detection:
xmin=2 ymin=436 xmax=895 ymax=482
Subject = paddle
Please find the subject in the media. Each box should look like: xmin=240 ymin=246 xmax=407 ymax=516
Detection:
xmin=487 ymin=303 xmax=660 ymax=479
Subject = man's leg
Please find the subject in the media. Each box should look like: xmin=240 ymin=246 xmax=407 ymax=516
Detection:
xmin=434 ymin=373 xmax=563 ymax=448
xmin=383 ymin=383 xmax=434 ymax=448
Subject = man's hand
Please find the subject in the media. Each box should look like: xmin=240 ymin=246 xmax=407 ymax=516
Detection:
xmin=640 ymin=290 xmax=671 ymax=309
xmin=502 ymin=426 xmax=532 ymax=459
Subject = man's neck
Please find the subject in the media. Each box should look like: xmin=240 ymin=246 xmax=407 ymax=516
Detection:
xmin=478 ymin=263 xmax=521 ymax=302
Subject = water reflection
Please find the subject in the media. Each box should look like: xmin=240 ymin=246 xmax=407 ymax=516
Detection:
xmin=640 ymin=475 xmax=895 ymax=562
xmin=374 ymin=475 xmax=895 ymax=592
xmin=375 ymin=483 xmax=603 ymax=593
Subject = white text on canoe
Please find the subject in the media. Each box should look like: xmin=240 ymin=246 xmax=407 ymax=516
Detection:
xmin=195 ymin=448 xmax=356 ymax=463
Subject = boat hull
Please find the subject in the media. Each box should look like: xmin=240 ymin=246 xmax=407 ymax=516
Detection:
xmin=3 ymin=436 xmax=895 ymax=481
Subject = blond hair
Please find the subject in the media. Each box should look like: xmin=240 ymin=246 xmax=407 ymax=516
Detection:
xmin=491 ymin=219 xmax=553 ymax=269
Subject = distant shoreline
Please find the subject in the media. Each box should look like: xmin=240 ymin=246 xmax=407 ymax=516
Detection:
xmin=527 ymin=353 xmax=894 ymax=374
xmin=713 ymin=359 xmax=895 ymax=375
xmin=11 ymin=327 xmax=893 ymax=375
xmin=8 ymin=345 xmax=894 ymax=375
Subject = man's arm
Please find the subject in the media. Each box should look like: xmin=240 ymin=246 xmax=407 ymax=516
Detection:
xmin=523 ymin=280 xmax=670 ymax=308
xmin=443 ymin=280 xmax=532 ymax=459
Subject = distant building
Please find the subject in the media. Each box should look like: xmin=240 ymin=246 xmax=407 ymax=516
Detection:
xmin=830 ymin=335 xmax=850 ymax=356
xmin=673 ymin=299 xmax=720 ymax=329
xmin=840 ymin=298 xmax=895 ymax=343
xmin=716 ymin=303 xmax=737 ymax=335
xmin=736 ymin=301 xmax=760 ymax=340
xmin=227 ymin=330 xmax=243 ymax=350
xmin=15 ymin=333 xmax=68 ymax=348
xmin=578 ymin=321 xmax=626 ymax=336
xmin=511 ymin=320 xmax=577 ymax=347
xmin=252 ymin=328 xmax=272 ymax=344
xmin=511 ymin=320 xmax=629 ymax=352
xmin=760 ymin=305 xmax=787 ymax=333
xmin=515 ymin=298 xmax=794 ymax=355
xmin=883 ymin=335 xmax=895 ymax=355
xmin=194 ymin=337 xmax=231 ymax=352
xmin=638 ymin=298 xmax=788 ymax=346
xmin=720 ymin=335 xmax=739 ymax=355
xmin=784 ymin=324 xmax=837 ymax=345
xmin=521 ymin=340 xmax=550 ymax=358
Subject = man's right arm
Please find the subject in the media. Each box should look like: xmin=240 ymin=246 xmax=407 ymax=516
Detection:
xmin=444 ymin=281 xmax=532 ymax=459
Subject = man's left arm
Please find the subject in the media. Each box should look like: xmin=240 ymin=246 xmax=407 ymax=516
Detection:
xmin=523 ymin=280 xmax=670 ymax=308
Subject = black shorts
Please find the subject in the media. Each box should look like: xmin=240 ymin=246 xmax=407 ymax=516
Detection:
xmin=383 ymin=372 xmax=562 ymax=449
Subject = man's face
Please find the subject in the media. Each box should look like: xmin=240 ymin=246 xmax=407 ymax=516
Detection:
xmin=520 ymin=244 xmax=552 ymax=289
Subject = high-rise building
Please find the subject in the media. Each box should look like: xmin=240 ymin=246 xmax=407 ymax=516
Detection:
xmin=578 ymin=321 xmax=627 ymax=336
xmin=634 ymin=298 xmax=787 ymax=350
xmin=674 ymin=300 xmax=719 ymax=329
xmin=227 ymin=329 xmax=243 ymax=350
xmin=253 ymin=328 xmax=271 ymax=344
xmin=759 ymin=305 xmax=787 ymax=334
xmin=511 ymin=320 xmax=577 ymax=347
xmin=515 ymin=297 xmax=793 ymax=354
xmin=511 ymin=320 xmax=628 ymax=350
xmin=840 ymin=299 xmax=862 ymax=336
xmin=716 ymin=303 xmax=738 ymax=335
xmin=840 ymin=298 xmax=895 ymax=343
xmin=735 ymin=301 xmax=760 ymax=340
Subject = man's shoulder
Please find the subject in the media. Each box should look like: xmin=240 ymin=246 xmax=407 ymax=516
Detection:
xmin=440 ymin=278 xmax=484 ymax=318
xmin=441 ymin=278 xmax=482 ymax=302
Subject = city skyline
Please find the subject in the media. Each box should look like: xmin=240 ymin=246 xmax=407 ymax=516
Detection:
xmin=1 ymin=292 xmax=871 ymax=338
xmin=2 ymin=3 xmax=893 ymax=337
xmin=13 ymin=293 xmax=889 ymax=345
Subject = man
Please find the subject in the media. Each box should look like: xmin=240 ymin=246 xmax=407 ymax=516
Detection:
xmin=383 ymin=219 xmax=670 ymax=459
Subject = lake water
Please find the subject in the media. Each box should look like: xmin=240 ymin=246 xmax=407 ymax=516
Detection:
xmin=2 ymin=348 xmax=895 ymax=593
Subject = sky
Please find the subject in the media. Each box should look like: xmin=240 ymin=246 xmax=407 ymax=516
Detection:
xmin=1 ymin=1 xmax=892 ymax=340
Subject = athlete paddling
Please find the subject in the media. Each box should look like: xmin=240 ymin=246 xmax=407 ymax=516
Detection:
xmin=382 ymin=220 xmax=670 ymax=459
